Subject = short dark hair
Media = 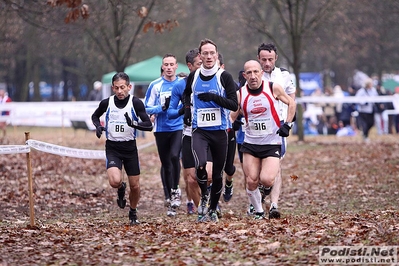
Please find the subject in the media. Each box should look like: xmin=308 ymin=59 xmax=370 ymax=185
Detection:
xmin=185 ymin=48 xmax=199 ymax=64
xmin=218 ymin=53 xmax=224 ymax=66
xmin=112 ymin=72 xmax=130 ymax=85
xmin=198 ymin=38 xmax=217 ymax=53
xmin=257 ymin=43 xmax=277 ymax=56
xmin=163 ymin=53 xmax=176 ymax=60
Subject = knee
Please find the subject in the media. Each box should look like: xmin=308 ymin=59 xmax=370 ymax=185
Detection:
xmin=129 ymin=182 xmax=140 ymax=191
xmin=196 ymin=165 xmax=208 ymax=183
xmin=187 ymin=175 xmax=198 ymax=187
xmin=128 ymin=177 xmax=140 ymax=191
xmin=224 ymin=165 xmax=236 ymax=177
xmin=109 ymin=179 xmax=122 ymax=189
xmin=171 ymin=153 xmax=180 ymax=163
xmin=246 ymin=176 xmax=258 ymax=190
xmin=260 ymin=175 xmax=275 ymax=188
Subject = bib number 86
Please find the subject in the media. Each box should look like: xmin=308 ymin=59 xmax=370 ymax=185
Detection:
xmin=115 ymin=125 xmax=125 ymax=132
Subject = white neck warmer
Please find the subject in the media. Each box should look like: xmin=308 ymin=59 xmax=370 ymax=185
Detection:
xmin=200 ymin=63 xmax=219 ymax=76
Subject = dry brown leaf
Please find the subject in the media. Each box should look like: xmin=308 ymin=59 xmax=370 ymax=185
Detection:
xmin=290 ymin=174 xmax=299 ymax=181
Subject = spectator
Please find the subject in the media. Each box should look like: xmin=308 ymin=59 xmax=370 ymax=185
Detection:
xmin=374 ymin=82 xmax=386 ymax=135
xmin=0 ymin=89 xmax=12 ymax=139
xmin=355 ymin=78 xmax=378 ymax=142
xmin=88 ymin=81 xmax=103 ymax=101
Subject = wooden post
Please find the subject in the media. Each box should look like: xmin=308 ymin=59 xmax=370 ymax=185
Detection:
xmin=25 ymin=132 xmax=35 ymax=227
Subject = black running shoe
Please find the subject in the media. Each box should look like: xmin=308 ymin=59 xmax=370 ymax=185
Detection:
xmin=187 ymin=202 xmax=195 ymax=215
xmin=117 ymin=182 xmax=126 ymax=209
xmin=223 ymin=182 xmax=233 ymax=202
xmin=269 ymin=204 xmax=281 ymax=219
xmin=247 ymin=204 xmax=255 ymax=216
xmin=254 ymin=212 xmax=265 ymax=220
xmin=129 ymin=209 xmax=140 ymax=225
xmin=259 ymin=184 xmax=272 ymax=203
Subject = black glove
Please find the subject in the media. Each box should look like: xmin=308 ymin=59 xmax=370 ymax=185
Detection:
xmin=198 ymin=92 xmax=216 ymax=102
xmin=95 ymin=126 xmax=105 ymax=139
xmin=162 ymin=96 xmax=171 ymax=111
xmin=277 ymin=122 xmax=291 ymax=137
xmin=178 ymin=106 xmax=185 ymax=116
xmin=124 ymin=112 xmax=137 ymax=128
xmin=232 ymin=119 xmax=244 ymax=131
xmin=183 ymin=106 xmax=191 ymax=126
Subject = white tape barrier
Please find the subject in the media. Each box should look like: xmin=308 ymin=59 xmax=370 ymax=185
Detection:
xmin=0 ymin=139 xmax=155 ymax=159
xmin=26 ymin=139 xmax=106 ymax=159
xmin=0 ymin=145 xmax=30 ymax=155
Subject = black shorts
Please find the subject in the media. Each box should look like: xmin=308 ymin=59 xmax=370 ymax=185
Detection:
xmin=181 ymin=135 xmax=195 ymax=169
xmin=240 ymin=143 xmax=281 ymax=159
xmin=181 ymin=135 xmax=213 ymax=168
xmin=105 ymin=140 xmax=140 ymax=176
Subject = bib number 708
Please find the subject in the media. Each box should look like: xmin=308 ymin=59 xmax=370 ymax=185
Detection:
xmin=201 ymin=112 xmax=216 ymax=122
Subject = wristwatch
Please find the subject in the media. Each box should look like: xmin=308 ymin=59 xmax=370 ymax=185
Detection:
xmin=286 ymin=122 xmax=294 ymax=128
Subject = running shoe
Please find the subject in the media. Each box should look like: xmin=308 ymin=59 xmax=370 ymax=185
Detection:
xmin=259 ymin=184 xmax=272 ymax=203
xmin=254 ymin=212 xmax=265 ymax=220
xmin=208 ymin=209 xmax=219 ymax=222
xmin=171 ymin=189 xmax=181 ymax=208
xmin=197 ymin=194 xmax=209 ymax=216
xmin=269 ymin=203 xmax=281 ymax=219
xmin=117 ymin=182 xmax=126 ymax=209
xmin=197 ymin=214 xmax=204 ymax=222
xmin=206 ymin=184 xmax=212 ymax=201
xmin=223 ymin=182 xmax=233 ymax=202
xmin=216 ymin=204 xmax=222 ymax=219
xmin=129 ymin=209 xmax=140 ymax=225
xmin=187 ymin=202 xmax=195 ymax=215
xmin=247 ymin=204 xmax=255 ymax=216
xmin=167 ymin=205 xmax=177 ymax=217
xmin=164 ymin=198 xmax=171 ymax=207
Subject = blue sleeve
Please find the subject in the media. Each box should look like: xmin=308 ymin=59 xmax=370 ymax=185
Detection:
xmin=167 ymin=80 xmax=184 ymax=119
xmin=144 ymin=82 xmax=163 ymax=115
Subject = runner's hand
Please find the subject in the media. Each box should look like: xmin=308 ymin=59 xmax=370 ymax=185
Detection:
xmin=95 ymin=126 xmax=105 ymax=139
xmin=232 ymin=119 xmax=244 ymax=131
xmin=277 ymin=122 xmax=291 ymax=137
xmin=162 ymin=96 xmax=171 ymax=111
xmin=198 ymin=92 xmax=216 ymax=102
xmin=183 ymin=106 xmax=191 ymax=126
xmin=124 ymin=112 xmax=138 ymax=128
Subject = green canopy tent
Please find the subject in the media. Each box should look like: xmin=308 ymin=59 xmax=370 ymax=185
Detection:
xmin=101 ymin=55 xmax=189 ymax=84
xmin=101 ymin=55 xmax=188 ymax=98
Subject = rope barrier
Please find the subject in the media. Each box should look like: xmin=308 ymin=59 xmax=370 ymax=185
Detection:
xmin=0 ymin=139 xmax=155 ymax=159
xmin=26 ymin=139 xmax=106 ymax=159
xmin=0 ymin=145 xmax=30 ymax=154
xmin=0 ymin=135 xmax=155 ymax=227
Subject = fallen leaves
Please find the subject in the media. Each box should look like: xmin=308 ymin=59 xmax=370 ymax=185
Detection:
xmin=1 ymin=130 xmax=399 ymax=265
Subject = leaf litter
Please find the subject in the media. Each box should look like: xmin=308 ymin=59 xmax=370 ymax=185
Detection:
xmin=0 ymin=129 xmax=399 ymax=265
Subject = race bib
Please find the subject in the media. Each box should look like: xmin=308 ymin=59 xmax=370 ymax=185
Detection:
xmin=197 ymin=108 xmax=221 ymax=127
xmin=160 ymin=91 xmax=172 ymax=105
xmin=248 ymin=117 xmax=273 ymax=135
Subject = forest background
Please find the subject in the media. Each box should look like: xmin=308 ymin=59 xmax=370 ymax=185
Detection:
xmin=1 ymin=0 xmax=399 ymax=102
